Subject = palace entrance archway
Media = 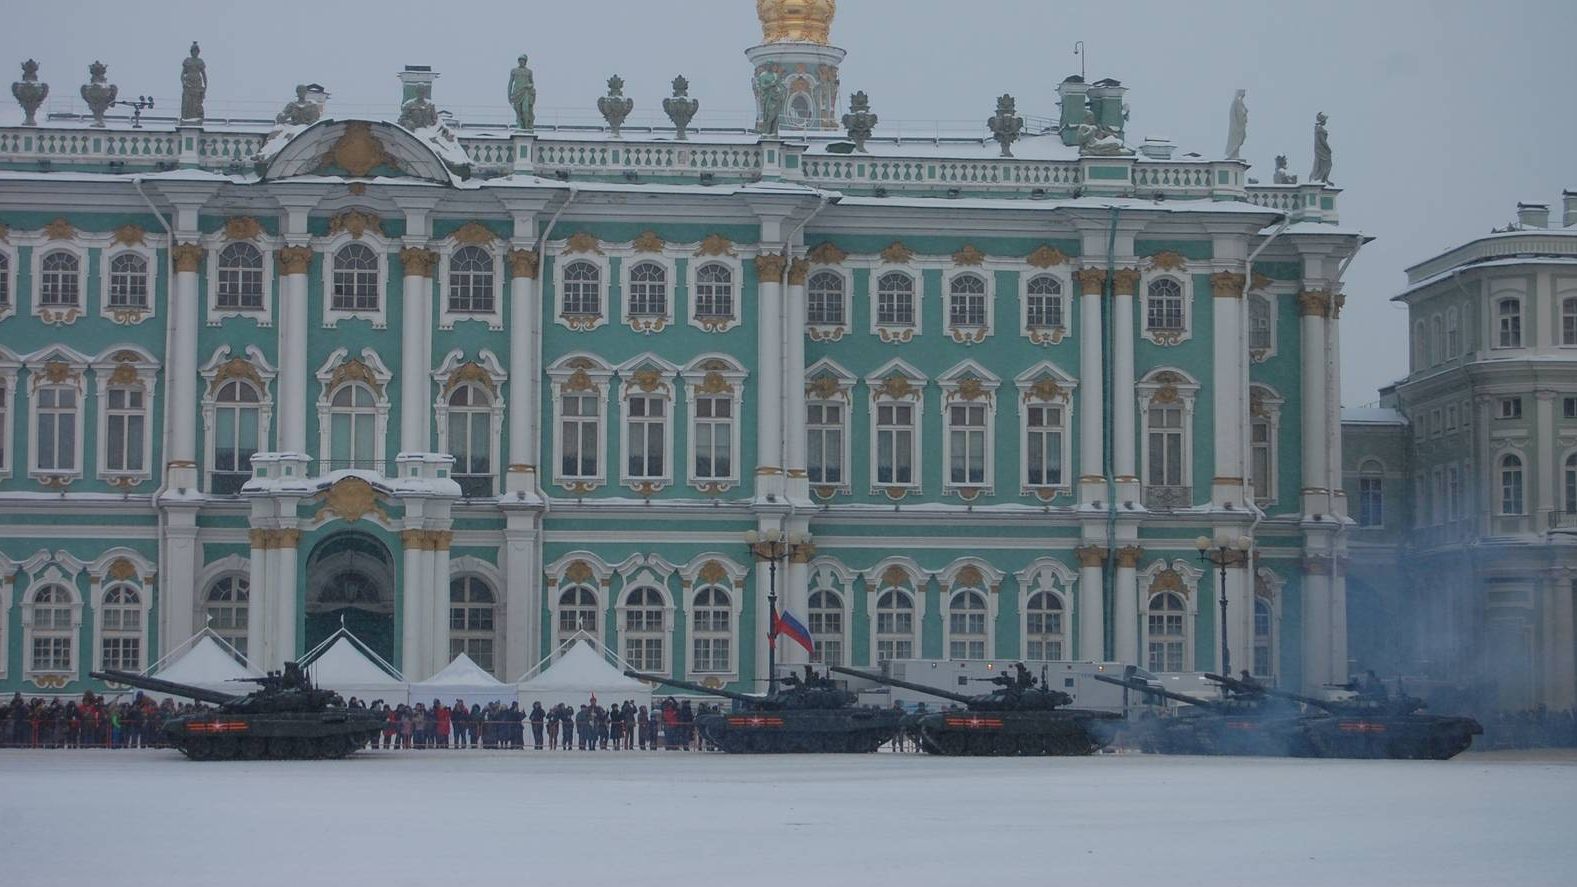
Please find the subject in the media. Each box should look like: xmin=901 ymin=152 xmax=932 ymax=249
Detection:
xmin=305 ymin=531 xmax=396 ymax=663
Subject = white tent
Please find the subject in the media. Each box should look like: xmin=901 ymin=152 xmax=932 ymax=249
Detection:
xmin=299 ymin=629 xmax=406 ymax=705
xmin=515 ymin=636 xmax=652 ymax=712
xmin=135 ymin=633 xmax=262 ymax=700
xmin=409 ymin=652 xmax=513 ymax=707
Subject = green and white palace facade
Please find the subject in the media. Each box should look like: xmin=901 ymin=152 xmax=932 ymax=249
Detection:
xmin=0 ymin=14 xmax=1360 ymax=696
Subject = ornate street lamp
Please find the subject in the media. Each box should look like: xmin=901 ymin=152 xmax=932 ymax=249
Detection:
xmin=1195 ymin=535 xmax=1253 ymax=676
xmin=745 ymin=528 xmax=813 ymax=696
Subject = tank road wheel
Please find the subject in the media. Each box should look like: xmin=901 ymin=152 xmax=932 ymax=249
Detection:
xmin=264 ymin=738 xmax=290 ymax=759
xmin=931 ymin=731 xmax=966 ymax=756
xmin=182 ymin=739 xmax=211 ymax=760
xmin=210 ymin=737 xmax=240 ymax=759
xmin=240 ymin=737 xmax=267 ymax=759
xmin=992 ymin=733 xmax=1018 ymax=756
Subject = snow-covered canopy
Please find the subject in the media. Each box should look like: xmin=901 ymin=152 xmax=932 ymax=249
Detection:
xmin=299 ymin=630 xmax=406 ymax=705
xmin=515 ymin=638 xmax=651 ymax=712
xmin=409 ymin=653 xmax=513 ymax=707
xmin=136 ymin=634 xmax=262 ymax=700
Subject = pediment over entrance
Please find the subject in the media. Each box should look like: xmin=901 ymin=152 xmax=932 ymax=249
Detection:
xmin=260 ymin=119 xmax=458 ymax=183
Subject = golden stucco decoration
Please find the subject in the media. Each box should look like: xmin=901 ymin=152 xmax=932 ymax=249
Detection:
xmin=210 ymin=357 xmax=266 ymax=395
xmin=807 ymin=242 xmax=847 ymax=265
xmin=107 ymin=363 xmax=140 ymax=387
xmin=630 ymin=368 xmax=665 ymax=393
xmin=1112 ymin=268 xmax=1141 ymax=296
xmin=879 ymin=241 xmax=914 ymax=264
xmin=106 ymin=558 xmax=138 ymax=582
xmin=876 ymin=374 xmax=916 ymax=400
xmin=806 ymin=375 xmax=843 ymax=400
xmin=694 ymin=234 xmax=737 ymax=257
xmin=445 ymin=361 xmax=497 ymax=397
xmin=0 ymin=222 xmax=9 ymax=243
xmin=319 ymin=121 xmax=393 ymax=178
xmin=950 ymin=376 xmax=987 ymax=402
xmin=318 ymin=476 xmax=384 ymax=524
xmin=507 ymin=248 xmax=540 ymax=279
xmin=224 ymin=217 xmax=263 ymax=241
xmin=328 ymin=209 xmax=382 ymax=239
xmin=955 ymin=565 xmax=984 ymax=589
xmin=632 ymin=231 xmax=665 ymax=253
xmin=564 ymin=560 xmax=595 ymax=585
xmin=43 ymin=218 xmax=74 ymax=240
xmin=1211 ymin=271 xmax=1246 ymax=298
xmin=451 ymin=222 xmax=496 ymax=246
xmin=1148 ymin=250 xmax=1188 ymax=271
xmin=697 ymin=560 xmax=729 ymax=585
xmin=1151 ymin=567 xmax=1187 ymax=595
xmin=1074 ymin=545 xmax=1108 ymax=568
xmin=1251 ymin=271 xmax=1273 ymax=292
xmin=563 ymin=232 xmax=603 ymax=255
xmin=1026 ymin=377 xmax=1063 ymax=402
xmin=1074 ymin=268 xmax=1107 ymax=291
xmin=276 ymin=246 xmax=314 ymax=275
xmin=952 ymin=244 xmax=986 ymax=266
xmin=562 ymin=368 xmax=599 ymax=394
xmin=1297 ymin=290 xmax=1333 ymax=316
xmin=757 ymin=0 xmax=836 ymax=44
xmin=754 ymin=252 xmax=787 ymax=279
xmin=399 ymin=247 xmax=439 ymax=277
xmin=330 ymin=358 xmax=384 ymax=397
xmin=1025 ymin=245 xmax=1068 ymax=268
xmin=41 ymin=360 xmax=75 ymax=385
xmin=1116 ymin=546 xmax=1145 ymax=569
xmin=172 ymin=242 xmax=205 ymax=273
xmin=880 ymin=564 xmax=909 ymax=589
xmin=112 ymin=224 xmax=145 ymax=247
xmin=1255 ymin=571 xmax=1277 ymax=600
xmin=787 ymin=257 xmax=809 ymax=285
xmin=695 ymin=371 xmax=733 ymax=395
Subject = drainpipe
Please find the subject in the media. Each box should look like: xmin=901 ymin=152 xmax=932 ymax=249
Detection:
xmin=1325 ymin=234 xmax=1365 ymax=521
xmin=1102 ymin=206 xmax=1119 ymax=660
xmin=529 ymin=184 xmax=578 ymax=499
xmin=135 ymin=175 xmax=177 ymax=658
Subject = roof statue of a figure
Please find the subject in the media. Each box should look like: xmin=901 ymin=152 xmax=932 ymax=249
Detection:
xmin=398 ymin=81 xmax=438 ymax=130
xmin=1310 ymin=111 xmax=1333 ymax=183
xmin=753 ymin=67 xmax=786 ymax=135
xmin=1224 ymin=89 xmax=1247 ymax=160
xmin=508 ymin=54 xmax=535 ymax=130
xmin=12 ymin=59 xmax=47 ymax=126
xmin=1273 ymin=154 xmax=1298 ymax=185
xmin=662 ymin=75 xmax=698 ymax=141
xmin=180 ymin=41 xmax=206 ymax=122
xmin=275 ymin=84 xmax=323 ymax=127
xmin=79 ymin=60 xmax=116 ymax=128
xmin=1073 ymin=109 xmax=1127 ymax=156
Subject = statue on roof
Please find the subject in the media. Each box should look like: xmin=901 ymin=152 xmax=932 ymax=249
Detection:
xmin=276 ymin=84 xmax=324 ymax=127
xmin=180 ymin=42 xmax=207 ymax=122
xmin=508 ymin=54 xmax=535 ymax=130
xmin=1072 ymin=109 xmax=1128 ymax=156
xmin=842 ymin=90 xmax=876 ymax=153
xmin=1310 ymin=112 xmax=1333 ymax=184
xmin=597 ymin=75 xmax=634 ymax=137
xmin=12 ymin=59 xmax=48 ymax=127
xmin=754 ymin=67 xmax=786 ymax=136
xmin=1224 ymin=89 xmax=1247 ymax=160
xmin=1272 ymin=154 xmax=1297 ymax=185
xmin=662 ymin=75 xmax=699 ymax=141
xmin=80 ymin=61 xmax=117 ymax=128
xmin=987 ymin=93 xmax=1024 ymax=158
xmin=398 ymin=81 xmax=439 ymax=130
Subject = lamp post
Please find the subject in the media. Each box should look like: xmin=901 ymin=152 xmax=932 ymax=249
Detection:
xmin=1195 ymin=535 xmax=1252 ymax=676
xmin=745 ymin=528 xmax=813 ymax=696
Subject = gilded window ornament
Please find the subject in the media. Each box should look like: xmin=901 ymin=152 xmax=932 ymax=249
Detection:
xmin=224 ymin=216 xmax=263 ymax=241
xmin=444 ymin=361 xmax=497 ymax=397
xmin=694 ymin=234 xmax=737 ymax=257
xmin=1025 ymin=245 xmax=1068 ymax=268
xmin=451 ymin=222 xmax=496 ymax=246
xmin=880 ymin=565 xmax=910 ymax=589
xmin=328 ymin=210 xmax=382 ymax=239
xmin=317 ymin=122 xmax=392 ymax=178
xmin=1151 ymin=567 xmax=1186 ymax=594
xmin=329 ymin=357 xmax=384 ymax=397
xmin=44 ymin=218 xmax=74 ymax=240
xmin=874 ymin=374 xmax=916 ymax=401
xmin=806 ymin=376 xmax=844 ymax=400
xmin=564 ymin=560 xmax=595 ymax=585
xmin=315 ymin=476 xmax=388 ymax=524
xmin=952 ymin=244 xmax=986 ymax=266
xmin=632 ymin=231 xmax=665 ymax=253
xmin=629 ymin=368 xmax=665 ymax=394
xmin=948 ymin=376 xmax=987 ymax=402
xmin=955 ymin=565 xmax=984 ymax=589
xmin=1148 ymin=250 xmax=1188 ymax=272
xmin=698 ymin=561 xmax=729 ymax=585
xmin=879 ymin=241 xmax=914 ymax=264
xmin=695 ymin=371 xmax=732 ymax=396
xmin=112 ymin=224 xmax=146 ymax=247
xmin=0 ymin=222 xmax=10 ymax=243
xmin=208 ymin=357 xmax=266 ymax=396
xmin=1024 ymin=377 xmax=1063 ymax=403
xmin=807 ymin=242 xmax=847 ymax=265
xmin=563 ymin=232 xmax=603 ymax=255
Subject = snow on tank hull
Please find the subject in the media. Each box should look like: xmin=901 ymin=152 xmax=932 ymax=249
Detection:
xmin=696 ymin=708 xmax=904 ymax=753
xmin=1298 ymin=714 xmax=1483 ymax=760
xmin=909 ymin=709 xmax=1121 ymax=756
xmin=162 ymin=710 xmax=388 ymax=760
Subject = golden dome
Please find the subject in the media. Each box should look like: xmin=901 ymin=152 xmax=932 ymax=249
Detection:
xmin=757 ymin=0 xmax=836 ymax=44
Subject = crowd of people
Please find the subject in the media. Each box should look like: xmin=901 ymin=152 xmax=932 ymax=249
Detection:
xmin=1480 ymin=708 xmax=1577 ymax=749
xmin=1 ymin=691 xmax=202 ymax=749
xmin=352 ymin=697 xmax=726 ymax=751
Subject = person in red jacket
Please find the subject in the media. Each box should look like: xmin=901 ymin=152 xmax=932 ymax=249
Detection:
xmin=434 ymin=701 xmax=451 ymax=748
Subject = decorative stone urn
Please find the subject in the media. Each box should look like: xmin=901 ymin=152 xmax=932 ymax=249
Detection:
xmin=662 ymin=75 xmax=698 ymax=141
xmin=80 ymin=60 xmax=117 ymax=127
xmin=12 ymin=59 xmax=47 ymax=126
xmin=841 ymin=90 xmax=877 ymax=153
xmin=597 ymin=75 xmax=633 ymax=137
xmin=987 ymin=93 xmax=1023 ymax=158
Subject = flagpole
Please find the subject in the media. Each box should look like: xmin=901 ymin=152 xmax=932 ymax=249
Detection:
xmin=746 ymin=529 xmax=814 ymax=697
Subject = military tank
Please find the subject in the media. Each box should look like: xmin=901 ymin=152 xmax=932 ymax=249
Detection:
xmin=832 ymin=663 xmax=1122 ymax=756
xmin=1092 ymin=670 xmax=1317 ymax=757
xmin=624 ymin=666 xmax=903 ymax=753
xmin=1206 ymin=672 xmax=1483 ymax=760
xmin=90 ymin=661 xmax=387 ymax=760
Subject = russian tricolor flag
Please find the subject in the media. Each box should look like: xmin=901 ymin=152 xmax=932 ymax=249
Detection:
xmin=771 ymin=608 xmax=816 ymax=656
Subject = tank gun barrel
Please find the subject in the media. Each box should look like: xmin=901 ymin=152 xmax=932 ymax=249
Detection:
xmin=90 ymin=669 xmax=243 ymax=706
xmin=829 ymin=665 xmax=974 ymax=705
xmin=1089 ymin=672 xmax=1223 ymax=709
xmin=1203 ymin=673 xmax=1335 ymax=712
xmin=623 ymin=670 xmax=764 ymax=706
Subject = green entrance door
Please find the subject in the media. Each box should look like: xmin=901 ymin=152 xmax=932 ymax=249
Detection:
xmin=304 ymin=531 xmax=396 ymax=663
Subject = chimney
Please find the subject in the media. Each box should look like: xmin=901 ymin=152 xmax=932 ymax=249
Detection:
xmin=1138 ymin=137 xmax=1175 ymax=160
xmin=398 ymin=65 xmax=438 ymax=105
xmin=1087 ymin=78 xmax=1127 ymax=138
xmin=1564 ymin=190 xmax=1577 ymax=227
xmin=1056 ymin=76 xmax=1090 ymax=145
xmin=1516 ymin=201 xmax=1549 ymax=229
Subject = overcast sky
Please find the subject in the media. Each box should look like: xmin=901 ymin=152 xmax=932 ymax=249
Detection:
xmin=8 ymin=0 xmax=1576 ymax=402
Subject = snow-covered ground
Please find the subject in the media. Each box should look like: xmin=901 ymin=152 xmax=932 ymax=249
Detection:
xmin=3 ymin=748 xmax=1573 ymax=887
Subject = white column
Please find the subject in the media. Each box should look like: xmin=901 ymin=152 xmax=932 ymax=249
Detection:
xmin=167 ymin=244 xmax=202 ymax=487
xmin=1329 ymin=563 xmax=1348 ymax=685
xmin=274 ymin=535 xmax=299 ymax=663
xmin=430 ymin=534 xmax=452 ymax=677
xmin=246 ymin=531 xmax=271 ymax=665
xmin=502 ymin=515 xmax=540 ymax=680
xmin=1112 ymin=270 xmax=1138 ymax=486
xmin=754 ymin=255 xmax=786 ymax=498
xmin=1327 ymin=298 xmax=1347 ymax=518
xmin=275 ymin=248 xmax=313 ymax=454
xmin=1298 ymin=291 xmax=1329 ymax=515
xmin=785 ymin=262 xmax=809 ymax=500
xmin=505 ymin=250 xmax=540 ymax=493
xmin=1550 ymin=572 xmax=1576 ymax=708
xmin=1113 ymin=545 xmax=1141 ymax=666
xmin=1212 ymin=274 xmax=1246 ymax=504
xmin=1535 ymin=391 xmax=1558 ymax=521
xmin=1076 ymin=544 xmax=1106 ymax=660
xmin=401 ymin=535 xmax=429 ymax=679
xmin=1076 ymin=270 xmax=1105 ymax=501
xmin=1301 ymin=562 xmax=1332 ymax=690
xmin=398 ymin=249 xmax=436 ymax=455
xmin=161 ymin=515 xmax=199 ymax=651
xmin=1224 ymin=563 xmax=1251 ymax=677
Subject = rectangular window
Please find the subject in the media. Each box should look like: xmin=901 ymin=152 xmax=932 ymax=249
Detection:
xmin=948 ymin=403 xmax=986 ymax=486
xmin=36 ymin=386 xmax=77 ymax=472
xmin=691 ymin=637 xmax=730 ymax=674
xmin=1358 ymin=477 xmax=1384 ymax=527
xmin=32 ymin=636 xmax=72 ymax=671
xmin=807 ymin=402 xmax=843 ymax=485
xmin=0 ymin=382 xmax=7 ymax=469
xmin=1447 ymin=465 xmax=1462 ymax=521
xmin=1433 ymin=468 xmax=1446 ymax=525
xmin=1565 ymin=397 xmax=1577 ymax=420
xmin=949 ymin=639 xmax=987 ymax=660
xmin=1146 ymin=638 xmax=1184 ymax=674
xmin=949 ymin=289 xmax=986 ymax=327
xmin=1499 ymin=398 xmax=1523 ymax=420
xmin=213 ymin=401 xmax=259 ymax=494
xmin=1446 ymin=405 xmax=1457 ymax=432
xmin=1248 ymin=295 xmax=1273 ymax=350
xmin=1026 ymin=404 xmax=1064 ymax=487
xmin=560 ymin=394 xmax=599 ymax=478
xmin=875 ymin=403 xmax=914 ymax=486
xmin=1429 ymin=409 xmax=1441 ymax=437
xmin=626 ymin=395 xmax=666 ymax=479
xmin=1250 ymin=419 xmax=1272 ymax=501
xmin=102 ymin=636 xmax=141 ymax=671
xmin=1497 ymin=299 xmax=1522 ymax=348
xmin=1146 ymin=404 xmax=1184 ymax=487
xmin=1565 ymin=299 xmax=1577 ymax=345
xmin=693 ymin=396 xmax=733 ymax=480
xmin=623 ymin=638 xmax=663 ymax=673
xmin=105 ymin=387 xmax=146 ymax=473
xmin=1027 ymin=289 xmax=1063 ymax=329
xmin=330 ymin=411 xmax=375 ymax=470
xmin=1501 ymin=464 xmax=1524 ymax=515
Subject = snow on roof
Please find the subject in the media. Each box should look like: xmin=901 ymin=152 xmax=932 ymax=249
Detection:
xmin=1341 ymin=407 xmax=1408 ymax=425
xmin=1394 ymin=256 xmax=1577 ymax=301
xmin=151 ymin=634 xmax=261 ymax=687
xmin=418 ymin=652 xmax=503 ymax=687
xmin=303 ymin=634 xmax=403 ymax=684
xmin=517 ymin=640 xmax=647 ymax=692
xmin=834 ymin=194 xmax=1282 ymax=217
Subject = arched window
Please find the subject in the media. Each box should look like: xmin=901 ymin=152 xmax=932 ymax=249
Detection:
xmin=1146 ymin=592 xmax=1187 ymax=673
xmin=1024 ymin=591 xmax=1065 ymax=660
xmin=876 ymin=271 xmax=915 ymax=326
xmin=875 ymin=588 xmax=915 ymax=663
xmin=622 ymin=587 xmax=666 ymax=672
xmin=1430 ymin=315 xmax=1443 ymax=367
xmin=948 ymin=274 xmax=987 ymax=327
xmin=808 ymin=589 xmax=844 ymax=666
xmin=107 ymin=253 xmax=149 ymax=309
xmin=449 ymin=576 xmax=497 ymax=675
xmin=205 ymin=575 xmax=249 ymax=657
xmin=1026 ymin=275 xmax=1064 ymax=330
xmin=787 ymin=92 xmax=813 ymax=125
xmin=561 ymin=260 xmax=601 ymax=315
xmin=331 ymin=243 xmax=380 ymax=311
xmin=807 ymin=271 xmax=845 ymax=325
xmin=100 ymin=584 xmax=143 ymax=671
xmin=1564 ymin=297 xmax=1577 ymax=346
xmin=1445 ymin=308 xmax=1460 ymax=358
xmin=104 ymin=384 xmax=147 ymax=473
xmin=627 ymin=261 xmax=667 ymax=317
xmin=1252 ymin=598 xmax=1274 ymax=679
xmin=1358 ymin=460 xmax=1385 ymax=527
xmin=1499 ymin=454 xmax=1524 ymax=515
xmin=446 ymin=384 xmax=493 ymax=497
xmin=212 ymin=380 xmax=261 ymax=494
xmin=1565 ymin=453 xmax=1577 ymax=515
xmin=1413 ymin=321 xmax=1427 ymax=370
xmin=947 ymin=590 xmax=988 ymax=659
xmin=694 ymin=263 xmax=734 ymax=319
xmin=216 ymin=242 xmax=264 ymax=309
xmin=447 ymin=245 xmax=494 ymax=314
xmin=329 ymin=383 xmax=377 ymax=470
xmin=1146 ymin=278 xmax=1184 ymax=331
xmin=557 ymin=586 xmax=599 ymax=643
xmin=1496 ymin=298 xmax=1522 ymax=348
xmin=30 ymin=585 xmax=74 ymax=672
xmin=690 ymin=586 xmax=733 ymax=674
xmin=1248 ymin=293 xmax=1273 ymax=351
xmin=39 ymin=251 xmax=80 ymax=306
xmin=36 ymin=382 xmax=78 ymax=471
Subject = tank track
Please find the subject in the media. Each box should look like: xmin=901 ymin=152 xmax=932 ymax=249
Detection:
xmin=174 ymin=729 xmax=384 ymax=760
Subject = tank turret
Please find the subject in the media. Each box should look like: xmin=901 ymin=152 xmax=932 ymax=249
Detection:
xmin=833 ymin=662 xmax=1073 ymax=712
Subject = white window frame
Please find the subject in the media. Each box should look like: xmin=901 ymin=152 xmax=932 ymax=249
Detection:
xmin=88 ymin=553 xmax=155 ymax=674
xmin=0 ymin=348 xmax=18 ymax=479
xmin=1499 ymin=452 xmax=1526 ymax=516
xmin=1137 ymin=370 xmax=1200 ymax=504
xmin=870 ymin=585 xmax=920 ymax=665
xmin=553 ymin=250 xmax=610 ymax=332
xmin=91 ymin=348 xmax=160 ymax=486
xmin=0 ymin=241 xmax=17 ymax=322
xmin=547 ymin=354 xmax=613 ymax=493
xmin=938 ymin=361 xmax=1000 ymax=497
xmin=1141 ymin=272 xmax=1193 ymax=346
xmin=865 ymin=360 xmax=926 ymax=497
xmin=1015 ymin=363 xmax=1078 ymax=500
xmin=199 ymin=345 xmax=276 ymax=494
xmin=617 ymin=575 xmax=674 ymax=676
xmin=1251 ymin=593 xmax=1277 ymax=680
xmin=1564 ymin=451 xmax=1577 ymax=514
xmin=1493 ymin=291 xmax=1523 ymax=350
xmin=1430 ymin=314 xmax=1443 ymax=367
xmin=320 ymin=232 xmax=389 ymax=329
xmin=32 ymin=242 xmax=88 ymax=325
xmin=688 ymin=258 xmax=743 ymax=333
xmin=205 ymin=233 xmax=274 ymax=326
xmin=1248 ymin=385 xmax=1284 ymax=506
xmin=448 ymin=572 xmax=501 ymax=678
xmin=315 ymin=347 xmax=392 ymax=472
xmin=555 ymin=584 xmax=603 ymax=646
xmin=620 ymin=254 xmax=678 ymax=334
xmin=1021 ymin=270 xmax=1071 ymax=346
xmin=1015 ymin=558 xmax=1077 ymax=661
xmin=943 ymin=268 xmax=994 ymax=343
xmin=1247 ymin=291 xmax=1276 ymax=362
xmin=26 ymin=349 xmax=89 ymax=484
xmin=99 ymin=243 xmax=158 ymax=325
xmin=20 ymin=556 xmax=86 ymax=684
xmin=1138 ymin=560 xmax=1202 ymax=674
xmin=805 ymin=267 xmax=851 ymax=341
xmin=944 ymin=588 xmax=993 ymax=660
xmin=1562 ymin=288 xmax=1577 ymax=347
xmin=438 ymin=240 xmax=505 ymax=331
xmin=1445 ymin=306 xmax=1460 ymax=358
xmin=805 ymin=358 xmax=856 ymax=497
xmin=432 ymin=349 xmax=507 ymax=497
xmin=197 ymin=558 xmax=252 ymax=660
xmin=617 ymin=356 xmax=679 ymax=493
xmin=686 ymin=583 xmax=742 ymax=677
xmin=681 ymin=356 xmax=746 ymax=493
xmin=1357 ymin=459 xmax=1385 ymax=528
xmin=870 ymin=265 xmax=922 ymax=342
